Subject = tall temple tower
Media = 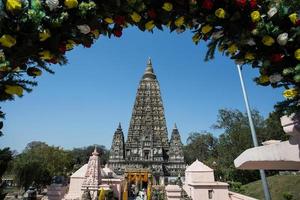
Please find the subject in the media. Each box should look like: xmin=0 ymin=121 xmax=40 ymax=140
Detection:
xmin=108 ymin=59 xmax=185 ymax=182
xmin=82 ymin=147 xmax=101 ymax=199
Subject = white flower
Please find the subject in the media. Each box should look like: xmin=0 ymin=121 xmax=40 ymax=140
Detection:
xmin=46 ymin=0 xmax=59 ymax=11
xmin=277 ymin=33 xmax=288 ymax=46
xmin=267 ymin=7 xmax=278 ymax=18
xmin=212 ymin=30 xmax=224 ymax=40
xmin=176 ymin=28 xmax=185 ymax=34
xmin=0 ymin=49 xmax=5 ymax=61
xmin=192 ymin=19 xmax=199 ymax=26
xmin=246 ymin=38 xmax=256 ymax=46
xmin=251 ymin=29 xmax=259 ymax=35
xmin=269 ymin=74 xmax=283 ymax=83
xmin=77 ymin=25 xmax=91 ymax=34
xmin=235 ymin=60 xmax=244 ymax=65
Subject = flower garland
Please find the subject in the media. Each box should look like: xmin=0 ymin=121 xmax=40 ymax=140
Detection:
xmin=0 ymin=0 xmax=300 ymax=118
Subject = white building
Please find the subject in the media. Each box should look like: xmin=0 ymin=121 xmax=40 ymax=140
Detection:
xmin=165 ymin=159 xmax=257 ymax=200
xmin=63 ymin=148 xmax=122 ymax=200
xmin=184 ymin=160 xmax=229 ymax=200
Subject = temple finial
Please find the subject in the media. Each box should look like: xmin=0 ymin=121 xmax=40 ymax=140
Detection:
xmin=143 ymin=57 xmax=156 ymax=79
xmin=174 ymin=123 xmax=178 ymax=129
xmin=118 ymin=122 xmax=122 ymax=130
xmin=92 ymin=145 xmax=99 ymax=156
xmin=148 ymin=57 xmax=152 ymax=65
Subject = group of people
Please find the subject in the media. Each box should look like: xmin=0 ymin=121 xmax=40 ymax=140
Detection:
xmin=135 ymin=190 xmax=147 ymax=200
xmin=128 ymin=184 xmax=147 ymax=200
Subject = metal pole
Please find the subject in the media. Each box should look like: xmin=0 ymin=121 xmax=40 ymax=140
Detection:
xmin=236 ymin=64 xmax=272 ymax=200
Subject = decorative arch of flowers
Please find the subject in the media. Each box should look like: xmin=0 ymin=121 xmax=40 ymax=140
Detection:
xmin=0 ymin=0 xmax=300 ymax=125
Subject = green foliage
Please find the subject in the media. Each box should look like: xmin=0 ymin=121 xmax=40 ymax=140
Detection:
xmin=0 ymin=148 xmax=12 ymax=177
xmin=105 ymin=189 xmax=114 ymax=200
xmin=213 ymin=109 xmax=261 ymax=183
xmin=283 ymin=192 xmax=294 ymax=200
xmin=184 ymin=108 xmax=288 ymax=184
xmin=242 ymin=175 xmax=300 ymax=200
xmin=0 ymin=147 xmax=12 ymax=200
xmin=228 ymin=181 xmax=245 ymax=193
xmin=0 ymin=107 xmax=5 ymax=136
xmin=13 ymin=141 xmax=73 ymax=190
xmin=70 ymin=145 xmax=109 ymax=170
xmin=215 ymin=108 xmax=290 ymax=183
xmin=9 ymin=142 xmax=110 ymax=191
xmin=0 ymin=0 xmax=299 ymax=125
xmin=151 ymin=187 xmax=166 ymax=200
xmin=263 ymin=111 xmax=289 ymax=141
xmin=184 ymin=132 xmax=218 ymax=164
xmin=14 ymin=160 xmax=51 ymax=191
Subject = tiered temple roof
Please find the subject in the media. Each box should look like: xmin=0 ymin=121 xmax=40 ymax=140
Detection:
xmin=82 ymin=147 xmax=101 ymax=190
xmin=108 ymin=59 xmax=185 ymax=179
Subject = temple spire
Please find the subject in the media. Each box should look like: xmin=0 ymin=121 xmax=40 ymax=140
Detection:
xmin=169 ymin=123 xmax=185 ymax=166
xmin=127 ymin=57 xmax=169 ymax=150
xmin=82 ymin=145 xmax=101 ymax=195
xmin=174 ymin=123 xmax=178 ymax=130
xmin=143 ymin=57 xmax=156 ymax=79
xmin=148 ymin=57 xmax=152 ymax=65
xmin=92 ymin=146 xmax=99 ymax=156
xmin=108 ymin=59 xmax=186 ymax=177
xmin=108 ymin=122 xmax=125 ymax=164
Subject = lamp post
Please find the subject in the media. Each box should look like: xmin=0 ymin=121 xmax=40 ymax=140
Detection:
xmin=236 ymin=64 xmax=271 ymax=200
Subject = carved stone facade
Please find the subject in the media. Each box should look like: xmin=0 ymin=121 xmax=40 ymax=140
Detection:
xmin=82 ymin=148 xmax=101 ymax=198
xmin=64 ymin=148 xmax=122 ymax=200
xmin=168 ymin=124 xmax=185 ymax=175
xmin=108 ymin=59 xmax=185 ymax=182
xmin=109 ymin=123 xmax=125 ymax=162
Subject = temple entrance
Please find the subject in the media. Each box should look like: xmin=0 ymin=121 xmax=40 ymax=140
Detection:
xmin=123 ymin=169 xmax=152 ymax=200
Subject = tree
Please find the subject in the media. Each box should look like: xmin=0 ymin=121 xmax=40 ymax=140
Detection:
xmin=24 ymin=141 xmax=48 ymax=151
xmin=0 ymin=147 xmax=12 ymax=200
xmin=13 ymin=141 xmax=73 ymax=190
xmin=263 ymin=111 xmax=288 ymax=142
xmin=70 ymin=145 xmax=109 ymax=169
xmin=14 ymin=160 xmax=51 ymax=191
xmin=184 ymin=132 xmax=218 ymax=165
xmin=212 ymin=109 xmax=265 ymax=184
xmin=0 ymin=108 xmax=13 ymax=200
xmin=283 ymin=192 xmax=294 ymax=200
xmin=181 ymin=108 xmax=288 ymax=184
xmin=11 ymin=142 xmax=110 ymax=190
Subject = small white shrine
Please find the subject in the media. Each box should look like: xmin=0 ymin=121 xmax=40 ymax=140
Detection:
xmin=165 ymin=159 xmax=257 ymax=200
xmin=63 ymin=148 xmax=122 ymax=200
xmin=184 ymin=159 xmax=229 ymax=200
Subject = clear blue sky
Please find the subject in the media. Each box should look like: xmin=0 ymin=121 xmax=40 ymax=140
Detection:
xmin=0 ymin=27 xmax=283 ymax=153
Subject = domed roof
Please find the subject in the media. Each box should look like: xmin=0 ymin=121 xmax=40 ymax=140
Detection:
xmin=186 ymin=159 xmax=213 ymax=172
